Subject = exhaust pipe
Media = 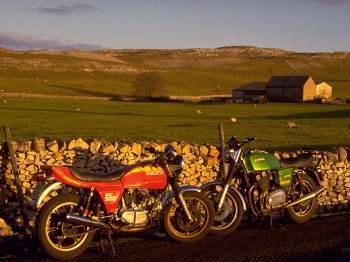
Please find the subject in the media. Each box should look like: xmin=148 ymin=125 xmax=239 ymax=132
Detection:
xmin=66 ymin=214 xmax=111 ymax=230
xmin=285 ymin=187 xmax=325 ymax=208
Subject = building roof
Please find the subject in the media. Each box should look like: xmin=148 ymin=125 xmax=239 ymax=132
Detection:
xmin=266 ymin=75 xmax=312 ymax=88
xmin=316 ymin=82 xmax=332 ymax=88
xmin=233 ymin=82 xmax=266 ymax=92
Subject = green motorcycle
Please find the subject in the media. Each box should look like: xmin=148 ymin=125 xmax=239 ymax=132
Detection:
xmin=202 ymin=136 xmax=325 ymax=236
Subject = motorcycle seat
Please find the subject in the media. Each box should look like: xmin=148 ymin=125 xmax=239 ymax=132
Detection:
xmin=280 ymin=155 xmax=314 ymax=168
xmin=68 ymin=164 xmax=139 ymax=182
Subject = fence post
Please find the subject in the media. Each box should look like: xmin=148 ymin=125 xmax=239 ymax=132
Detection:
xmin=218 ymin=123 xmax=227 ymax=178
xmin=3 ymin=125 xmax=31 ymax=237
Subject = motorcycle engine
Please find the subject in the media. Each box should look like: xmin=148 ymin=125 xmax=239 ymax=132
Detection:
xmin=253 ymin=171 xmax=287 ymax=211
xmin=264 ymin=189 xmax=286 ymax=209
xmin=120 ymin=189 xmax=158 ymax=226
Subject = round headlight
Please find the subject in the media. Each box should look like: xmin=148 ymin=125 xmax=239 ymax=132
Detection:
xmin=168 ymin=155 xmax=184 ymax=175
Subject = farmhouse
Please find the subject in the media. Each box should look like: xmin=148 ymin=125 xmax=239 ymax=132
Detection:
xmin=316 ymin=82 xmax=332 ymax=99
xmin=266 ymin=75 xmax=316 ymax=103
xmin=232 ymin=82 xmax=267 ymax=103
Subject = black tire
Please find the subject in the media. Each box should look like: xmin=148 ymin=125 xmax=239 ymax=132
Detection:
xmin=163 ymin=191 xmax=214 ymax=243
xmin=287 ymin=172 xmax=318 ymax=224
xmin=204 ymin=188 xmax=244 ymax=236
xmin=37 ymin=193 xmax=95 ymax=260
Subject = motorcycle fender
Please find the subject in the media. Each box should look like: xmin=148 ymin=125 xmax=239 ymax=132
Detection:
xmin=31 ymin=181 xmax=63 ymax=209
xmin=161 ymin=185 xmax=201 ymax=207
xmin=296 ymin=168 xmax=323 ymax=186
xmin=202 ymin=180 xmax=247 ymax=211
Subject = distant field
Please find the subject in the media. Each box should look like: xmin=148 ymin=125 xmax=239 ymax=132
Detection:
xmin=0 ymin=98 xmax=349 ymax=149
xmin=0 ymin=48 xmax=350 ymax=98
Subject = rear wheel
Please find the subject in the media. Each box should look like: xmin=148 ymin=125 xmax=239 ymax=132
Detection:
xmin=37 ymin=193 xmax=96 ymax=260
xmin=163 ymin=191 xmax=214 ymax=243
xmin=287 ymin=173 xmax=318 ymax=224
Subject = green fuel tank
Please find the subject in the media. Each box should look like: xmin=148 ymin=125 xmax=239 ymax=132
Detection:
xmin=243 ymin=152 xmax=280 ymax=172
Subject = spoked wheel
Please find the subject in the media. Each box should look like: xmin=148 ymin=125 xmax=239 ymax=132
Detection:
xmin=37 ymin=193 xmax=96 ymax=260
xmin=205 ymin=188 xmax=243 ymax=236
xmin=287 ymin=173 xmax=318 ymax=224
xmin=163 ymin=191 xmax=214 ymax=243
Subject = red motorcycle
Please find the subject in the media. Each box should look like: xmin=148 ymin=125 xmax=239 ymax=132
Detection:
xmin=34 ymin=145 xmax=214 ymax=260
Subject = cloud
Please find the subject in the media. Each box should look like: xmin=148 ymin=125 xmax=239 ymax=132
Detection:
xmin=309 ymin=0 xmax=350 ymax=6
xmin=35 ymin=3 xmax=99 ymax=15
xmin=0 ymin=32 xmax=105 ymax=50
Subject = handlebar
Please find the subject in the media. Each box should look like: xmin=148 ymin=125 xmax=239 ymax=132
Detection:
xmin=228 ymin=136 xmax=256 ymax=150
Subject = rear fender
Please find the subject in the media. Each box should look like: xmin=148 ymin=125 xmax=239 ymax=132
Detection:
xmin=297 ymin=168 xmax=323 ymax=186
xmin=202 ymin=180 xmax=247 ymax=211
xmin=31 ymin=181 xmax=63 ymax=209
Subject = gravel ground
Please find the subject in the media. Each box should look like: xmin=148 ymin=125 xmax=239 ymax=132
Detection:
xmin=2 ymin=214 xmax=350 ymax=262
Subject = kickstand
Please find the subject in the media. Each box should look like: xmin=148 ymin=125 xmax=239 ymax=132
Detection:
xmin=100 ymin=231 xmax=116 ymax=256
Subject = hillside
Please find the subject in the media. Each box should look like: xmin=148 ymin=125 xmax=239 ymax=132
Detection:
xmin=0 ymin=46 xmax=349 ymax=98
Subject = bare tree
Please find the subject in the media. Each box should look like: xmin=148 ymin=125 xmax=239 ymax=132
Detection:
xmin=133 ymin=72 xmax=165 ymax=98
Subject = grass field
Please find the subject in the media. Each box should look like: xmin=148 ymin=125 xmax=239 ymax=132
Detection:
xmin=0 ymin=98 xmax=349 ymax=149
xmin=0 ymin=47 xmax=350 ymax=98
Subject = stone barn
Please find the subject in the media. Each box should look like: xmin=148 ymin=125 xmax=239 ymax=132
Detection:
xmin=266 ymin=75 xmax=316 ymax=103
xmin=316 ymin=82 xmax=332 ymax=99
xmin=232 ymin=82 xmax=267 ymax=103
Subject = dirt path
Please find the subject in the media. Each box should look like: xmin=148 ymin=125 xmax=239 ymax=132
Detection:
xmin=3 ymin=214 xmax=350 ymax=261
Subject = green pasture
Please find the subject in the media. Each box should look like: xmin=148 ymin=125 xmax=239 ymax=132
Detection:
xmin=0 ymin=98 xmax=349 ymax=149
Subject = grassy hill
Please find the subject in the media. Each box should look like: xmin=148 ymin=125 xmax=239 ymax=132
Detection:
xmin=0 ymin=46 xmax=350 ymax=98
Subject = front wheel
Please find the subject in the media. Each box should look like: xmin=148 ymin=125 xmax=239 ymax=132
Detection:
xmin=163 ymin=191 xmax=214 ymax=243
xmin=37 ymin=193 xmax=96 ymax=260
xmin=287 ymin=172 xmax=318 ymax=224
xmin=204 ymin=188 xmax=244 ymax=236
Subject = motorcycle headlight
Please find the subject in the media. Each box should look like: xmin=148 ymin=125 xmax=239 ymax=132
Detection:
xmin=168 ymin=155 xmax=185 ymax=175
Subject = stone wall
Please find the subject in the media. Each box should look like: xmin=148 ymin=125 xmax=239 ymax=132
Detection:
xmin=0 ymin=138 xmax=349 ymax=237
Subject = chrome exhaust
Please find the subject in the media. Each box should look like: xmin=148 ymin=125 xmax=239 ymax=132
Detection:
xmin=66 ymin=214 xmax=111 ymax=230
xmin=285 ymin=187 xmax=325 ymax=208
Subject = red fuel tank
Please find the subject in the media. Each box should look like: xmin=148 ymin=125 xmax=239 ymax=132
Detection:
xmin=121 ymin=165 xmax=168 ymax=189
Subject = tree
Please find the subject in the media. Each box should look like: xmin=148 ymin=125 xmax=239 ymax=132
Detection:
xmin=133 ymin=72 xmax=165 ymax=98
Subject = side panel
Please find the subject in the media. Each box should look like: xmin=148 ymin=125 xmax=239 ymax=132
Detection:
xmin=244 ymin=152 xmax=280 ymax=172
xmin=95 ymin=184 xmax=124 ymax=214
xmin=52 ymin=166 xmax=125 ymax=214
xmin=276 ymin=167 xmax=293 ymax=188
xmin=122 ymin=165 xmax=168 ymax=189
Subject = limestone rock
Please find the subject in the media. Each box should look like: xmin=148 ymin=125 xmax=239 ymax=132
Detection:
xmin=75 ymin=138 xmax=89 ymax=150
xmin=34 ymin=138 xmax=45 ymax=152
xmin=182 ymin=144 xmax=191 ymax=155
xmin=90 ymin=141 xmax=101 ymax=155
xmin=199 ymin=146 xmax=209 ymax=157
xmin=131 ymin=143 xmax=142 ymax=156
xmin=209 ymin=146 xmax=219 ymax=158
xmin=0 ymin=218 xmax=13 ymax=237
xmin=47 ymin=140 xmax=59 ymax=153
xmin=338 ymin=147 xmax=348 ymax=162
xmin=67 ymin=139 xmax=76 ymax=150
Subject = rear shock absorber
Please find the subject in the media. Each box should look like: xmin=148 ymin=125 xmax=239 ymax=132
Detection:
xmin=83 ymin=187 xmax=95 ymax=216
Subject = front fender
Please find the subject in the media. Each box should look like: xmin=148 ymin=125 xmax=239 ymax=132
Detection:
xmin=201 ymin=180 xmax=247 ymax=211
xmin=31 ymin=181 xmax=63 ymax=209
xmin=161 ymin=185 xmax=201 ymax=207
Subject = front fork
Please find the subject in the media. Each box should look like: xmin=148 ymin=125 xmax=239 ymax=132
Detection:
xmin=170 ymin=178 xmax=194 ymax=222
xmin=217 ymin=164 xmax=241 ymax=212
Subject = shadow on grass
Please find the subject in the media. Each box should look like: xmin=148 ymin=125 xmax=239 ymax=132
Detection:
xmin=0 ymin=106 xmax=223 ymax=121
xmin=273 ymin=109 xmax=350 ymax=120
xmin=49 ymin=84 xmax=118 ymax=98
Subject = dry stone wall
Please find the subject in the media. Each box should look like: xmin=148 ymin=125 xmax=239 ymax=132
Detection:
xmin=0 ymin=138 xmax=349 ymax=237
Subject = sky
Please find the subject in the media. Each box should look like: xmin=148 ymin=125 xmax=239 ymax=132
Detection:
xmin=0 ymin=0 xmax=349 ymax=51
